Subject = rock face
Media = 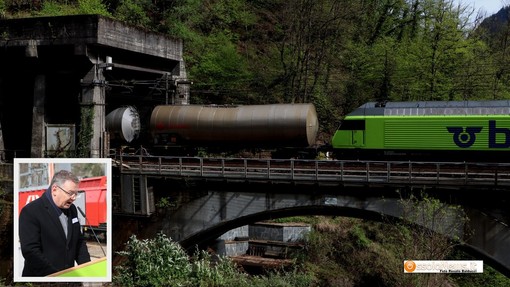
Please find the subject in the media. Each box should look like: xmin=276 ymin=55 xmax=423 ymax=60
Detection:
xmin=477 ymin=6 xmax=510 ymax=37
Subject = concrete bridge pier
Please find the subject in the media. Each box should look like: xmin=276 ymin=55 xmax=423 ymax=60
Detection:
xmin=31 ymin=74 xmax=46 ymax=158
xmin=81 ymin=56 xmax=107 ymax=158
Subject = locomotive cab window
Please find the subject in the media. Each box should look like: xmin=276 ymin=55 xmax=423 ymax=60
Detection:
xmin=338 ymin=120 xmax=365 ymax=130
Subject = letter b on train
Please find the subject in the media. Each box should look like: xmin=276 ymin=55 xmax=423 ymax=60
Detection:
xmin=489 ymin=120 xmax=510 ymax=148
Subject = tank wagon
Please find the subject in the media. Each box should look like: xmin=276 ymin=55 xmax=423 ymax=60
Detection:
xmin=150 ymin=104 xmax=318 ymax=147
xmin=332 ymin=100 xmax=510 ymax=161
xmin=107 ymin=104 xmax=319 ymax=156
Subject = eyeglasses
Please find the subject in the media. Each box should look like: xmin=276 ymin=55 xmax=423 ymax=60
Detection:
xmin=56 ymin=185 xmax=81 ymax=198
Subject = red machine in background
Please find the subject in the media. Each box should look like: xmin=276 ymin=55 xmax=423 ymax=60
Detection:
xmin=18 ymin=175 xmax=108 ymax=234
xmin=79 ymin=176 xmax=107 ymax=233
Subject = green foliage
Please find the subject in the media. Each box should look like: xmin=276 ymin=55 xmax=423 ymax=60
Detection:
xmin=114 ymin=232 xmax=192 ymax=286
xmin=37 ymin=0 xmax=110 ymax=17
xmin=303 ymin=207 xmax=482 ymax=287
xmin=188 ymin=32 xmax=253 ymax=104
xmin=305 ymin=217 xmax=402 ymax=286
xmin=312 ymin=88 xmax=342 ymax=134
xmin=165 ymin=0 xmax=256 ymax=36
xmin=155 ymin=196 xmax=177 ymax=209
xmin=345 ymin=0 xmax=493 ymax=103
xmin=271 ymin=216 xmax=317 ymax=224
xmin=38 ymin=1 xmax=76 ymax=16
xmin=163 ymin=0 xmax=202 ymax=39
xmin=270 ymin=0 xmax=352 ymax=104
xmin=114 ymin=0 xmax=151 ymax=28
xmin=3 ymin=0 xmax=40 ymax=14
xmin=77 ymin=0 xmax=110 ymax=16
xmin=0 ymin=0 xmax=5 ymax=18
xmin=189 ymin=250 xmax=249 ymax=286
xmin=114 ymin=232 xmax=316 ymax=287
xmin=163 ymin=0 xmax=257 ymax=104
xmin=249 ymin=268 xmax=316 ymax=287
xmin=349 ymin=225 xmax=371 ymax=249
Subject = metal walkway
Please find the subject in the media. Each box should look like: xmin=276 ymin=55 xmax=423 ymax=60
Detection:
xmin=113 ymin=155 xmax=510 ymax=189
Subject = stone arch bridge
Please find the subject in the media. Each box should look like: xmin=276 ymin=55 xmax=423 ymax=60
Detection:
xmin=114 ymin=155 xmax=510 ymax=277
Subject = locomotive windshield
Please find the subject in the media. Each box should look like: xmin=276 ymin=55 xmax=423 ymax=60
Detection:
xmin=338 ymin=120 xmax=365 ymax=130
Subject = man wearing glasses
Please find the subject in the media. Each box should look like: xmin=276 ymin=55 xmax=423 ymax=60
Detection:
xmin=19 ymin=170 xmax=91 ymax=276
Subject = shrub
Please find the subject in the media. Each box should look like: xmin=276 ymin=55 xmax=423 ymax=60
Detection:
xmin=189 ymin=250 xmax=249 ymax=287
xmin=114 ymin=232 xmax=192 ymax=286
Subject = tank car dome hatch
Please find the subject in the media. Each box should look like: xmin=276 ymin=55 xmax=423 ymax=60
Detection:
xmin=149 ymin=103 xmax=319 ymax=147
xmin=106 ymin=106 xmax=141 ymax=142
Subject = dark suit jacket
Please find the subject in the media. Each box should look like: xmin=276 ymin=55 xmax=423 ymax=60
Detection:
xmin=19 ymin=190 xmax=91 ymax=276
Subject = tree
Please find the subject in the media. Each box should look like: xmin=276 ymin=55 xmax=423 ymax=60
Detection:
xmin=113 ymin=0 xmax=152 ymax=29
xmin=270 ymin=0 xmax=354 ymax=104
xmin=396 ymin=193 xmax=469 ymax=286
xmin=164 ymin=0 xmax=256 ymax=104
xmin=346 ymin=0 xmax=497 ymax=103
xmin=37 ymin=0 xmax=111 ymax=17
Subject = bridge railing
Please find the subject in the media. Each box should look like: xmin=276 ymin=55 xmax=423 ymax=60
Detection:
xmin=113 ymin=154 xmax=510 ymax=188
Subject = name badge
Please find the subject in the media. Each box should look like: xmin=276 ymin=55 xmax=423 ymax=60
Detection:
xmin=72 ymin=217 xmax=79 ymax=224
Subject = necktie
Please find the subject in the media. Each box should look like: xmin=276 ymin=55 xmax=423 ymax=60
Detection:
xmin=59 ymin=211 xmax=68 ymax=238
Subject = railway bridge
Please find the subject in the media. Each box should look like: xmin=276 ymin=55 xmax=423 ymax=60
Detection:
xmin=113 ymin=154 xmax=510 ymax=276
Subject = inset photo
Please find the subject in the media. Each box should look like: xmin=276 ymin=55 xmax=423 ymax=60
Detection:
xmin=13 ymin=158 xmax=112 ymax=283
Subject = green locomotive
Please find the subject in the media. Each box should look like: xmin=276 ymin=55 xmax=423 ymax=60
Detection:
xmin=331 ymin=100 xmax=510 ymax=161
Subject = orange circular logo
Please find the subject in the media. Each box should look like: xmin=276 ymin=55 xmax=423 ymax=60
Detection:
xmin=404 ymin=260 xmax=416 ymax=272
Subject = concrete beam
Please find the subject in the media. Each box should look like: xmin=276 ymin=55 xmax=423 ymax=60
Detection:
xmin=0 ymin=15 xmax=182 ymax=60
